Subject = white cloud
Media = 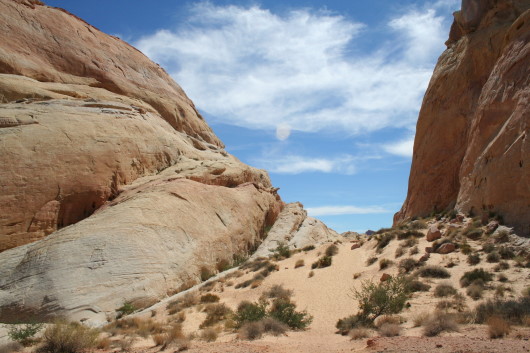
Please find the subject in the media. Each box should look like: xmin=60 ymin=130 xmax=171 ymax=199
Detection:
xmin=136 ymin=2 xmax=450 ymax=136
xmin=383 ymin=136 xmax=415 ymax=157
xmin=255 ymin=154 xmax=359 ymax=174
xmin=307 ymin=205 xmax=391 ymax=216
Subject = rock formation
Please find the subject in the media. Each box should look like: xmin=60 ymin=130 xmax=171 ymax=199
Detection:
xmin=395 ymin=0 xmax=530 ymax=236
xmin=0 ymin=0 xmax=336 ymax=323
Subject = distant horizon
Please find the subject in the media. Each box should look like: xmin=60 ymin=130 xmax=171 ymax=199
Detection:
xmin=45 ymin=0 xmax=461 ymax=233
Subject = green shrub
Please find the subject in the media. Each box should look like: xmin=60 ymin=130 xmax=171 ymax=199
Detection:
xmin=234 ymin=300 xmax=268 ymax=327
xmin=434 ymin=283 xmax=457 ymax=297
xmin=498 ymin=246 xmax=515 ymax=260
xmin=269 ymin=299 xmax=313 ymax=329
xmin=116 ymin=301 xmax=136 ymax=318
xmin=6 ymin=322 xmax=43 ymax=345
xmin=467 ymin=253 xmax=480 ymax=265
xmin=352 ymin=276 xmax=410 ymax=322
xmin=460 ymin=269 xmax=493 ymax=287
xmin=312 ymin=256 xmax=332 ymax=269
xmin=376 ymin=233 xmax=395 ymax=251
xmin=325 ymin=244 xmax=339 ymax=256
xmin=416 ymin=265 xmax=450 ymax=279
xmin=464 ymin=227 xmax=483 ymax=240
xmin=39 ymin=321 xmax=99 ymax=353
xmin=460 ymin=241 xmax=472 ymax=255
xmin=335 ymin=315 xmax=364 ymax=335
xmin=482 ymin=243 xmax=495 ymax=253
xmin=271 ymin=242 xmax=291 ymax=259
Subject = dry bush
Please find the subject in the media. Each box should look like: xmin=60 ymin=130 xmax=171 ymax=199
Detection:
xmin=312 ymin=255 xmax=332 ymax=269
xmin=172 ymin=311 xmax=186 ymax=323
xmin=395 ymin=246 xmax=405 ymax=258
xmin=412 ymin=312 xmax=431 ymax=327
xmin=467 ymin=253 xmax=481 ymax=265
xmin=379 ymin=258 xmax=393 ymax=270
xmin=486 ymin=252 xmax=501 ymax=263
xmin=308 ymin=271 xmax=314 ymax=278
xmin=200 ymin=328 xmax=218 ymax=342
xmin=374 ymin=315 xmax=401 ymax=328
xmin=474 ymin=297 xmax=530 ymax=324
xmin=117 ymin=337 xmax=135 ymax=352
xmin=238 ymin=321 xmax=264 ymax=340
xmin=325 ymin=244 xmax=339 ymax=256
xmin=262 ymin=284 xmax=293 ymax=301
xmin=260 ymin=317 xmax=288 ymax=336
xmin=349 ymin=327 xmax=370 ymax=340
xmin=460 ymin=269 xmax=493 ymax=287
xmin=104 ymin=317 xmax=164 ymax=338
xmin=422 ymin=312 xmax=459 ymax=336
xmin=398 ymin=258 xmax=418 ymax=273
xmin=200 ymin=303 xmax=233 ymax=328
xmin=294 ymin=259 xmax=305 ymax=268
xmin=39 ymin=321 xmax=99 ymax=353
xmin=409 ymin=246 xmax=419 ymax=255
xmin=157 ymin=324 xmax=185 ymax=350
xmin=153 ymin=333 xmax=166 ymax=346
xmin=487 ymin=316 xmax=511 ymax=338
xmin=406 ymin=278 xmax=431 ymax=292
xmin=434 ymin=283 xmax=457 ymax=297
xmin=466 ymin=283 xmax=484 ymax=300
xmin=167 ymin=292 xmax=199 ymax=315
xmin=250 ymin=280 xmax=262 ymax=289
xmin=366 ymin=256 xmax=378 ymax=266
xmin=378 ymin=323 xmax=401 ymax=337
xmin=200 ymin=293 xmax=220 ymax=303
xmin=402 ymin=237 xmax=418 ymax=248
xmin=96 ymin=337 xmax=111 ymax=350
xmin=494 ymin=261 xmax=509 ymax=272
xmin=416 ymin=265 xmax=450 ymax=278
xmin=353 ymin=272 xmax=361 ymax=279
xmin=0 ymin=343 xmax=23 ymax=353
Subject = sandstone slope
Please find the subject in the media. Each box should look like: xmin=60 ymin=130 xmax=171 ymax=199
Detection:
xmin=0 ymin=0 xmax=334 ymax=323
xmin=395 ymin=0 xmax=530 ymax=236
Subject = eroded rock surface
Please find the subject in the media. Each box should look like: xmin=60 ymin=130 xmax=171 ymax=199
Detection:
xmin=395 ymin=0 xmax=530 ymax=235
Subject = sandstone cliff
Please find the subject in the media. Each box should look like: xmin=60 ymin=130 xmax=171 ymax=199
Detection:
xmin=395 ymin=0 xmax=530 ymax=236
xmin=0 ymin=0 xmax=338 ymax=323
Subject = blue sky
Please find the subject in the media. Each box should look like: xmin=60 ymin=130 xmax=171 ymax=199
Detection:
xmin=45 ymin=0 xmax=460 ymax=232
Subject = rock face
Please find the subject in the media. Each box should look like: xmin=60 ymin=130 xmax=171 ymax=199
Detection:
xmin=0 ymin=0 xmax=302 ymax=322
xmin=395 ymin=0 xmax=530 ymax=236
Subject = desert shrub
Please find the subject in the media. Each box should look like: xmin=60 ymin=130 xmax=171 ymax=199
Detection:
xmin=0 ymin=343 xmax=23 ymax=353
xmin=234 ymin=301 xmax=267 ymax=327
xmin=487 ymin=316 xmax=510 ymax=338
xmin=237 ymin=321 xmax=263 ymax=340
xmin=494 ymin=261 xmax=509 ymax=272
xmin=200 ymin=293 xmax=220 ymax=303
xmin=366 ymin=256 xmax=378 ymax=266
xmin=398 ymin=258 xmax=418 ymax=273
xmin=167 ymin=292 xmax=198 ymax=314
xmin=39 ymin=321 xmax=99 ymax=353
xmin=269 ymin=299 xmax=313 ymax=330
xmin=352 ymin=276 xmax=409 ymax=322
xmin=216 ymin=258 xmax=231 ymax=272
xmin=349 ymin=327 xmax=370 ymax=340
xmin=497 ymin=273 xmax=508 ymax=282
xmin=494 ymin=230 xmax=510 ymax=243
xmin=378 ymin=323 xmax=401 ymax=337
xmin=379 ymin=258 xmax=393 ymax=270
xmin=312 ymin=255 xmax=332 ymax=269
xmin=466 ymin=284 xmax=484 ymax=300
xmin=523 ymin=286 xmax=530 ymax=297
xmin=235 ymin=279 xmax=253 ymax=289
xmin=406 ymin=279 xmax=431 ymax=292
xmin=422 ymin=312 xmax=459 ymax=336
xmin=308 ymin=271 xmax=314 ymax=278
xmin=460 ymin=269 xmax=493 ymax=287
xmin=302 ymin=245 xmax=315 ymax=251
xmin=200 ymin=303 xmax=233 ymax=328
xmin=416 ymin=265 xmax=450 ymax=279
xmin=374 ymin=315 xmax=401 ymax=328
xmin=260 ymin=317 xmax=288 ymax=336
xmin=335 ymin=315 xmax=364 ymax=335
xmin=294 ymin=259 xmax=304 ymax=268
xmin=200 ymin=328 xmax=218 ymax=342
xmin=410 ymin=220 xmax=428 ymax=230
xmin=401 ymin=237 xmax=418 ymax=248
xmin=409 ymin=246 xmax=419 ymax=255
xmin=498 ymin=246 xmax=515 ymax=260
xmin=116 ymin=301 xmax=136 ymax=318
xmin=262 ymin=284 xmax=293 ymax=301
xmin=482 ymin=243 xmax=495 ymax=253
xmin=467 ymin=253 xmax=480 ymax=265
xmin=6 ymin=322 xmax=43 ymax=345
xmin=376 ymin=227 xmax=393 ymax=234
xmin=104 ymin=317 xmax=165 ymax=338
xmin=376 ymin=233 xmax=395 ymax=251
xmin=474 ymin=297 xmax=530 ymax=324
xmin=325 ymin=244 xmax=339 ymax=256
xmin=486 ymin=251 xmax=500 ymax=263
xmin=271 ymin=242 xmax=291 ymax=259
xmin=435 ymin=283 xmax=457 ymax=297
xmin=464 ymin=227 xmax=483 ymax=240
xmin=412 ymin=312 xmax=431 ymax=327
xmin=395 ymin=246 xmax=405 ymax=258
xmin=460 ymin=241 xmax=472 ymax=255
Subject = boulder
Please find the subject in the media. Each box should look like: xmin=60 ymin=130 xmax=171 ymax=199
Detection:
xmin=351 ymin=243 xmax=361 ymax=250
xmin=426 ymin=226 xmax=442 ymax=242
xmin=419 ymin=253 xmax=430 ymax=262
xmin=436 ymin=243 xmax=456 ymax=254
xmin=380 ymin=273 xmax=391 ymax=282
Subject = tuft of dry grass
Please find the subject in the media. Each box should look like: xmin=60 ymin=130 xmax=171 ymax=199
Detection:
xmin=374 ymin=315 xmax=401 ymax=328
xmin=294 ymin=259 xmax=305 ymax=268
xmin=412 ymin=312 xmax=431 ymax=327
xmin=422 ymin=312 xmax=459 ymax=336
xmin=487 ymin=316 xmax=511 ymax=338
xmin=200 ymin=328 xmax=218 ymax=342
xmin=262 ymin=284 xmax=293 ymax=301
xmin=237 ymin=321 xmax=264 ymax=340
xmin=308 ymin=271 xmax=314 ymax=278
xmin=260 ymin=317 xmax=288 ymax=336
xmin=40 ymin=321 xmax=99 ymax=353
xmin=379 ymin=258 xmax=393 ymax=270
xmin=0 ymin=342 xmax=23 ymax=353
xmin=349 ymin=327 xmax=370 ymax=340
xmin=434 ymin=283 xmax=457 ymax=297
xmin=366 ymin=256 xmax=378 ymax=266
xmin=378 ymin=323 xmax=401 ymax=337
xmin=200 ymin=303 xmax=233 ymax=328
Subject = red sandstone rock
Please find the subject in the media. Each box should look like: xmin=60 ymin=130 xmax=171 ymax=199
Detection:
xmin=419 ymin=253 xmax=430 ymax=262
xmin=380 ymin=273 xmax=391 ymax=282
xmin=426 ymin=226 xmax=442 ymax=242
xmin=436 ymin=243 xmax=456 ymax=254
xmin=351 ymin=243 xmax=361 ymax=250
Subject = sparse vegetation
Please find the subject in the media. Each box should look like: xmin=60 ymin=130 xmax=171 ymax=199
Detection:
xmin=379 ymin=258 xmax=393 ymax=270
xmin=349 ymin=327 xmax=370 ymax=340
xmin=422 ymin=312 xmax=459 ymax=337
xmin=474 ymin=297 xmax=530 ymax=325
xmin=486 ymin=251 xmax=501 ymax=263
xmin=416 ymin=265 xmax=450 ymax=278
xmin=466 ymin=283 xmax=484 ymax=300
xmin=434 ymin=283 xmax=457 ymax=297
xmin=200 ymin=303 xmax=233 ymax=328
xmin=398 ymin=258 xmax=418 ymax=273
xmin=311 ymin=255 xmax=332 ymax=269
xmin=200 ymin=266 xmax=215 ymax=281
xmin=271 ymin=242 xmax=291 ymax=259
xmin=460 ymin=269 xmax=493 ymax=287
xmin=487 ymin=316 xmax=511 ymax=338
xmin=200 ymin=293 xmax=220 ymax=303
xmin=200 ymin=328 xmax=218 ymax=342
xmin=6 ymin=322 xmax=43 ymax=346
xmin=366 ymin=256 xmax=378 ymax=266
xmin=378 ymin=323 xmax=401 ymax=337
xmin=116 ymin=301 xmax=136 ymax=318
xmin=467 ymin=253 xmax=480 ymax=265
xmin=40 ymin=321 xmax=99 ymax=353
xmin=405 ymin=279 xmax=431 ymax=292
xmin=376 ymin=233 xmax=395 ymax=251
xmin=302 ymin=245 xmax=315 ymax=251
xmin=412 ymin=312 xmax=431 ymax=327
xmin=395 ymin=246 xmax=405 ymax=258
xmin=498 ymin=246 xmax=515 ymax=260
xmin=336 ymin=315 xmax=364 ymax=335
xmin=325 ymin=244 xmax=339 ymax=256
xmin=262 ymin=284 xmax=293 ymax=301
xmin=409 ymin=246 xmax=419 ymax=255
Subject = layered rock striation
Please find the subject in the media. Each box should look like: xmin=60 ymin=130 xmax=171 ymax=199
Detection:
xmin=395 ymin=0 xmax=530 ymax=236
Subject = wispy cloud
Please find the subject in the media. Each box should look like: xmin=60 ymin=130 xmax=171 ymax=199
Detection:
xmin=382 ymin=136 xmax=415 ymax=157
xmin=307 ymin=205 xmax=392 ymax=216
xmin=255 ymin=154 xmax=360 ymax=174
xmin=136 ymin=2 xmax=450 ymax=139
